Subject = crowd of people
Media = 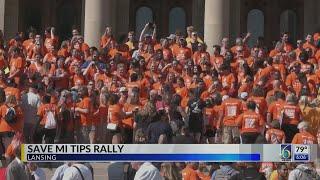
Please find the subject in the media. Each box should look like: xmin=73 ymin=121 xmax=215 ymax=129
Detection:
xmin=0 ymin=22 xmax=319 ymax=179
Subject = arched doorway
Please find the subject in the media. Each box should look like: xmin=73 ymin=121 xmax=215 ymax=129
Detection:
xmin=247 ymin=9 xmax=264 ymax=48
xmin=280 ymin=10 xmax=297 ymax=42
xmin=135 ymin=6 xmax=153 ymax=37
xmin=169 ymin=7 xmax=186 ymax=34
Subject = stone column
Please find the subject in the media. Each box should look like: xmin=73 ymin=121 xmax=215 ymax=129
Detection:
xmin=115 ymin=0 xmax=130 ymax=41
xmin=84 ymin=0 xmax=112 ymax=47
xmin=1 ymin=0 xmax=19 ymax=39
xmin=229 ymin=0 xmax=240 ymax=43
xmin=192 ymin=0 xmax=205 ymax=37
xmin=304 ymin=0 xmax=316 ymax=36
xmin=204 ymin=0 xmax=230 ymax=54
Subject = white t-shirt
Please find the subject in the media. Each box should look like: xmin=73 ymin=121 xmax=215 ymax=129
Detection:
xmin=62 ymin=164 xmax=93 ymax=180
xmin=21 ymin=91 xmax=41 ymax=124
xmin=134 ymin=162 xmax=163 ymax=180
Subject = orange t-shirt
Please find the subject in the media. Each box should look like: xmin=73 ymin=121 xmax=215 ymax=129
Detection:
xmin=0 ymin=105 xmax=23 ymax=132
xmin=292 ymin=132 xmax=316 ymax=144
xmin=267 ymin=100 xmax=285 ymax=121
xmin=175 ymin=86 xmax=188 ymax=98
xmin=247 ymin=96 xmax=267 ymax=115
xmin=76 ymin=97 xmax=91 ymax=126
xmin=210 ymin=55 xmax=224 ymax=69
xmin=100 ymin=35 xmax=112 ymax=48
xmin=236 ymin=111 xmax=264 ymax=133
xmin=107 ymin=104 xmax=123 ymax=127
xmin=221 ymin=98 xmax=243 ymax=126
xmin=281 ymin=103 xmax=301 ymax=125
xmin=58 ymin=47 xmax=70 ymax=58
xmin=9 ymin=56 xmax=24 ymax=84
xmin=176 ymin=47 xmax=192 ymax=63
xmin=269 ymin=50 xmax=280 ymax=57
xmin=193 ymin=51 xmax=210 ymax=65
xmin=197 ymin=172 xmax=210 ymax=180
xmin=266 ymin=128 xmax=285 ymax=144
xmin=221 ymin=73 xmax=236 ymax=92
xmin=122 ymin=103 xmax=141 ymax=129
xmin=4 ymin=87 xmax=20 ymax=102
xmin=181 ymin=165 xmax=200 ymax=180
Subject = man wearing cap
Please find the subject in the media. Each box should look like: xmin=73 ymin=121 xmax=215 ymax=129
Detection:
xmin=186 ymin=26 xmax=203 ymax=45
xmin=292 ymin=121 xmax=316 ymax=144
xmin=280 ymin=94 xmax=302 ymax=143
xmin=187 ymin=31 xmax=202 ymax=53
xmin=119 ymin=87 xmax=129 ymax=105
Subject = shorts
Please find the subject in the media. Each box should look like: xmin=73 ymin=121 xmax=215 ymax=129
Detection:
xmin=241 ymin=132 xmax=260 ymax=144
xmin=222 ymin=126 xmax=240 ymax=144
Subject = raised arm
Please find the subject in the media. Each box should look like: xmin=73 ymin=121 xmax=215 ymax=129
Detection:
xmin=139 ymin=23 xmax=149 ymax=42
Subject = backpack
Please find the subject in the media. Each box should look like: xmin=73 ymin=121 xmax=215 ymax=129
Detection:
xmin=214 ymin=168 xmax=239 ymax=180
xmin=4 ymin=106 xmax=17 ymax=124
xmin=44 ymin=109 xmax=57 ymax=129
xmin=123 ymin=163 xmax=136 ymax=180
xmin=296 ymin=167 xmax=320 ymax=180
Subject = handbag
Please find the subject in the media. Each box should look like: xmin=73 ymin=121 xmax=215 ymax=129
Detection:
xmin=106 ymin=111 xmax=118 ymax=131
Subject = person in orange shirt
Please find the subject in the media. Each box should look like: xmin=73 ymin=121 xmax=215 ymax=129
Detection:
xmin=181 ymin=162 xmax=200 ymax=180
xmin=210 ymin=45 xmax=224 ymax=71
xmin=193 ymin=43 xmax=210 ymax=65
xmin=280 ymin=94 xmax=302 ymax=143
xmin=219 ymin=64 xmax=236 ymax=96
xmin=74 ymin=86 xmax=92 ymax=144
xmin=236 ymin=101 xmax=265 ymax=144
xmin=265 ymin=120 xmax=286 ymax=144
xmin=269 ymin=41 xmax=283 ymax=58
xmin=303 ymin=34 xmax=316 ymax=53
xmin=247 ymin=87 xmax=268 ymax=116
xmin=292 ymin=121 xmax=317 ymax=144
xmin=4 ymin=79 xmax=20 ymax=102
xmin=44 ymin=27 xmax=59 ymax=53
xmin=34 ymin=94 xmax=58 ymax=144
xmin=9 ymin=47 xmax=24 ymax=86
xmin=176 ymin=38 xmax=192 ymax=65
xmin=107 ymin=93 xmax=134 ymax=144
xmin=122 ymin=87 xmax=141 ymax=143
xmin=0 ymin=95 xmax=23 ymax=155
xmin=267 ymin=91 xmax=286 ymax=124
xmin=100 ymin=27 xmax=113 ymax=49
xmin=219 ymin=95 xmax=242 ymax=144
xmin=57 ymin=40 xmax=70 ymax=58
xmin=281 ymin=32 xmax=293 ymax=53
xmin=77 ymin=36 xmax=90 ymax=58
xmin=285 ymin=63 xmax=301 ymax=95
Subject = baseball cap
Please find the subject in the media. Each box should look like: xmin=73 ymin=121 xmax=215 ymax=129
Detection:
xmin=167 ymin=34 xmax=176 ymax=40
xmin=222 ymin=95 xmax=230 ymax=101
xmin=119 ymin=87 xmax=128 ymax=92
xmin=239 ymin=92 xmax=248 ymax=99
xmin=297 ymin=121 xmax=309 ymax=130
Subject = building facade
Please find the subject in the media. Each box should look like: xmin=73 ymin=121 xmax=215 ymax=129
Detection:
xmin=0 ymin=0 xmax=319 ymax=50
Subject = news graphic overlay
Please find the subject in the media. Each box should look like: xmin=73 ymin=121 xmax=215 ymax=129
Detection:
xmin=21 ymin=144 xmax=317 ymax=162
xmin=293 ymin=145 xmax=310 ymax=161
xmin=280 ymin=144 xmax=292 ymax=161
